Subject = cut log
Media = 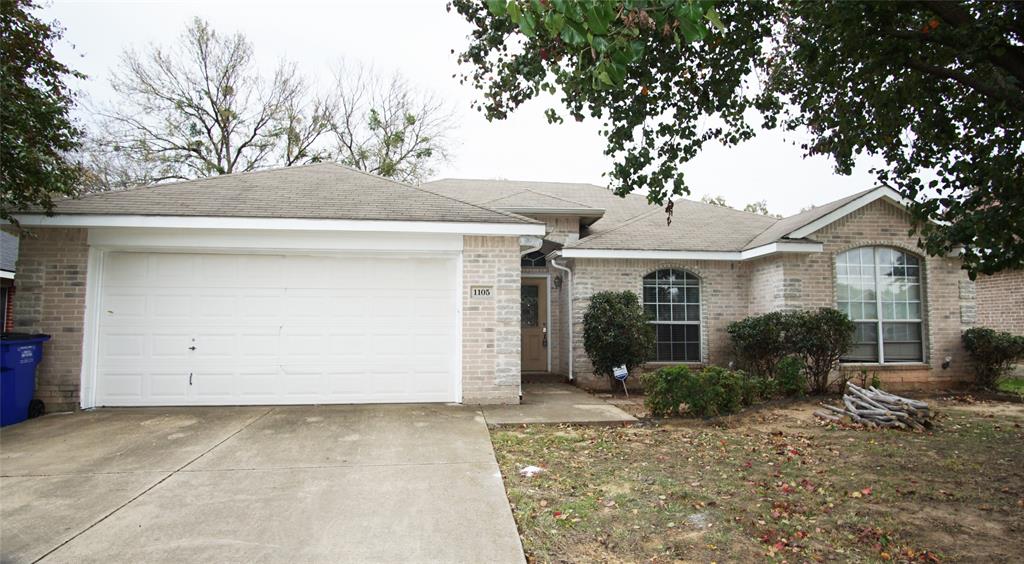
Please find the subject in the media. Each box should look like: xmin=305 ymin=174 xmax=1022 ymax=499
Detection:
xmin=816 ymin=384 xmax=933 ymax=431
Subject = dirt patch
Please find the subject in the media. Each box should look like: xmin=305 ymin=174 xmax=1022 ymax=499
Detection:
xmin=492 ymin=402 xmax=1024 ymax=563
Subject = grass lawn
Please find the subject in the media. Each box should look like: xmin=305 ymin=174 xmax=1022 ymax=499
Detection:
xmin=998 ymin=378 xmax=1024 ymax=396
xmin=492 ymin=400 xmax=1024 ymax=563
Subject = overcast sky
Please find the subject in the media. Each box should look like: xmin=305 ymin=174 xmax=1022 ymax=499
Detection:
xmin=41 ymin=0 xmax=881 ymax=216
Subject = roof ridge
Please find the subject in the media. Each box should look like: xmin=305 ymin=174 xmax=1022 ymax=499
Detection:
xmin=520 ymin=188 xmax=597 ymax=209
xmin=480 ymin=189 xmax=530 ymax=205
xmin=67 ymin=161 xmax=336 ymax=202
xmin=565 ymin=204 xmax=665 ymax=248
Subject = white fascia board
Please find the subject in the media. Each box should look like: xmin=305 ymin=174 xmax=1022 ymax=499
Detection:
xmin=787 ymin=187 xmax=911 ymax=240
xmin=560 ymin=242 xmax=823 ymax=261
xmin=739 ymin=241 xmax=824 ymax=259
xmin=561 ymin=249 xmax=742 ymax=260
xmin=12 ymin=214 xmax=545 ymax=236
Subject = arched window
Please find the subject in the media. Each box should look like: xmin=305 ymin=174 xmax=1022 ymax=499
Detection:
xmin=836 ymin=247 xmax=923 ymax=363
xmin=643 ymin=269 xmax=700 ymax=362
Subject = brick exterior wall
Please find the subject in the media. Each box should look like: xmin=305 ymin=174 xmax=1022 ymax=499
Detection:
xmin=562 ymin=199 xmax=978 ymax=392
xmin=975 ymin=270 xmax=1024 ymax=335
xmin=569 ymin=258 xmax=750 ymax=389
xmin=461 ymin=235 xmax=522 ymax=404
xmin=779 ymin=199 xmax=974 ymax=390
xmin=12 ymin=228 xmax=89 ymax=412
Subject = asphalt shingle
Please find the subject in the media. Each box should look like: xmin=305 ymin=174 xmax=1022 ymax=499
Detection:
xmin=34 ymin=163 xmax=538 ymax=226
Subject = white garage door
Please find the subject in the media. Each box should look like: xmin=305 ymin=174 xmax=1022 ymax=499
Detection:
xmin=95 ymin=251 xmax=458 ymax=406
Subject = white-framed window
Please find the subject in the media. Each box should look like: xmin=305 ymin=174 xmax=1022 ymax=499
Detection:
xmin=643 ymin=269 xmax=701 ymax=362
xmin=836 ymin=247 xmax=924 ymax=363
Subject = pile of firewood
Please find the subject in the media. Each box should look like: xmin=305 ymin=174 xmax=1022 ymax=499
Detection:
xmin=814 ymin=383 xmax=933 ymax=430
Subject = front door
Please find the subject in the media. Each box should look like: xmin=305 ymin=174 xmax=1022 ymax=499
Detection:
xmin=521 ymin=278 xmax=548 ymax=372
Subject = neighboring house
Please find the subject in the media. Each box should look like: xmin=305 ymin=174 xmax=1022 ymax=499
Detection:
xmin=1 ymin=231 xmax=17 ymax=332
xmin=7 ymin=163 xmax=1001 ymax=412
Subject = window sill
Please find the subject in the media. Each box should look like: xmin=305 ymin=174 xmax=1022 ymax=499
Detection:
xmin=645 ymin=361 xmax=705 ymax=368
xmin=839 ymin=363 xmax=931 ymax=371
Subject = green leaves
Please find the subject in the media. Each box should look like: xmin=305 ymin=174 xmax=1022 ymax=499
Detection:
xmin=1 ymin=0 xmax=84 ymax=222
xmin=452 ymin=0 xmax=1024 ymax=277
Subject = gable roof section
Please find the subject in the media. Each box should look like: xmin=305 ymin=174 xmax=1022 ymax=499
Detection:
xmin=21 ymin=163 xmax=539 ymax=226
xmin=559 ymin=186 xmax=909 ymax=259
xmin=424 ymin=178 xmax=654 ymax=234
xmin=566 ymin=198 xmax=779 ymax=252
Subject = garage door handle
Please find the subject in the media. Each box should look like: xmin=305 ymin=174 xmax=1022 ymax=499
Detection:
xmin=188 ymin=346 xmax=196 ymax=351
xmin=189 ymin=372 xmax=193 ymax=386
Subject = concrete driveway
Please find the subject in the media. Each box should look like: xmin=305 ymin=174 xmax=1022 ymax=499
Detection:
xmin=0 ymin=405 xmax=525 ymax=564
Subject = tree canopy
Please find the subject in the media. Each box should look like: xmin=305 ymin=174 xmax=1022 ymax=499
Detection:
xmin=86 ymin=18 xmax=452 ymax=190
xmin=450 ymin=0 xmax=1023 ymax=278
xmin=1 ymin=0 xmax=84 ymax=223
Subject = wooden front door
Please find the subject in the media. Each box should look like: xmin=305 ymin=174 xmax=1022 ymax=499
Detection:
xmin=521 ymin=278 xmax=548 ymax=372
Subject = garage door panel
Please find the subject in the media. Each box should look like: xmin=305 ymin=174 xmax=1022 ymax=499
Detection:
xmin=96 ymin=251 xmax=458 ymax=406
xmin=150 ymin=333 xmax=193 ymax=359
xmin=148 ymin=370 xmax=190 ymax=401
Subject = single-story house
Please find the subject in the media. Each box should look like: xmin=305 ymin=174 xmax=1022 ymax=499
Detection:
xmin=7 ymin=163 xmax=1008 ymax=411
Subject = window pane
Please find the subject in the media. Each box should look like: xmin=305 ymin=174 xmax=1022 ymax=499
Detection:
xmin=842 ymin=322 xmax=879 ymax=362
xmin=520 ymin=285 xmax=539 ymax=327
xmin=686 ymin=304 xmax=700 ymax=321
xmin=882 ymin=322 xmax=923 ymax=362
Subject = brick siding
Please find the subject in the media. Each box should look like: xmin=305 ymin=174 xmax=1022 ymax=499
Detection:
xmin=461 ymin=235 xmax=522 ymax=404
xmin=564 ymin=200 xmax=979 ymax=392
xmin=781 ymin=199 xmax=974 ymax=390
xmin=12 ymin=228 xmax=89 ymax=412
xmin=569 ymin=258 xmax=749 ymax=389
xmin=975 ymin=270 xmax=1024 ymax=335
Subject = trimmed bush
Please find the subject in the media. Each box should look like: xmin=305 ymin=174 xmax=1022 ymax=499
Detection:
xmin=775 ymin=355 xmax=807 ymax=397
xmin=791 ymin=308 xmax=856 ymax=394
xmin=641 ymin=365 xmax=754 ymax=418
xmin=727 ymin=311 xmax=790 ymax=378
xmin=728 ymin=308 xmax=854 ymax=395
xmin=962 ymin=327 xmax=1024 ymax=389
xmin=582 ymin=291 xmax=655 ymax=389
xmin=639 ymin=365 xmax=692 ymax=417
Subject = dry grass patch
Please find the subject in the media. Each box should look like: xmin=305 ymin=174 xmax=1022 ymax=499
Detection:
xmin=491 ymin=400 xmax=1024 ymax=563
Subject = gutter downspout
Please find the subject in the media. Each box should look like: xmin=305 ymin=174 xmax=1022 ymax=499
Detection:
xmin=548 ymin=252 xmax=573 ymax=382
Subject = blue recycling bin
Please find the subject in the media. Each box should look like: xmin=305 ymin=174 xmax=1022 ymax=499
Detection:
xmin=1 ymin=333 xmax=52 ymax=427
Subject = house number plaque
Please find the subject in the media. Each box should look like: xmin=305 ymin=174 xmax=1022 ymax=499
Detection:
xmin=471 ymin=286 xmax=493 ymax=298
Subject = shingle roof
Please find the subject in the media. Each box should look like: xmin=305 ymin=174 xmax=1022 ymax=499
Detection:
xmin=483 ymin=190 xmax=599 ymax=212
xmin=567 ymin=199 xmax=779 ymax=251
xmin=37 ymin=163 xmax=539 ymax=225
xmin=426 ymin=179 xmax=888 ymax=253
xmin=424 ymin=178 xmax=655 ymax=234
xmin=742 ymin=187 xmax=877 ymax=249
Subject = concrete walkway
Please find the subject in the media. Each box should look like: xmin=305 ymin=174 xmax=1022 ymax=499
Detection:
xmin=0 ymin=405 xmax=524 ymax=564
xmin=482 ymin=383 xmax=637 ymax=426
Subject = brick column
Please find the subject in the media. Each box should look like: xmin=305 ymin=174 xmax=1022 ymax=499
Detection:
xmin=12 ymin=228 xmax=89 ymax=412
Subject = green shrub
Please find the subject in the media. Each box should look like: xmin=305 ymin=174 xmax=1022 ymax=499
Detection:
xmin=582 ymin=291 xmax=656 ymax=389
xmin=641 ymin=365 xmax=752 ymax=418
xmin=727 ymin=311 xmax=790 ymax=378
xmin=640 ymin=365 xmax=692 ymax=417
xmin=962 ymin=327 xmax=1024 ymax=389
xmin=775 ymin=355 xmax=806 ymax=397
xmin=728 ymin=308 xmax=854 ymax=395
xmin=791 ymin=308 xmax=855 ymax=394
